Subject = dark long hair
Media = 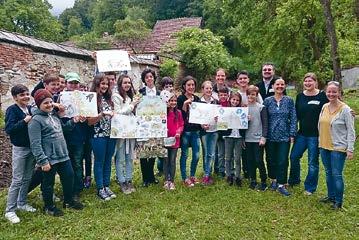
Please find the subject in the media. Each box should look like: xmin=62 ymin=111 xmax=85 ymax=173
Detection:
xmin=90 ymin=73 xmax=113 ymax=112
xmin=117 ymin=74 xmax=136 ymax=103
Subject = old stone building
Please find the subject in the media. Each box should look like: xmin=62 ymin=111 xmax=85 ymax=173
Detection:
xmin=0 ymin=30 xmax=159 ymax=111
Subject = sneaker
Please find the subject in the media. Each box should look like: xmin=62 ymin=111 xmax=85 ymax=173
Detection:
xmin=183 ymin=178 xmax=194 ymax=187
xmin=304 ymin=191 xmax=313 ymax=196
xmin=277 ymin=186 xmax=291 ymax=196
xmin=119 ymin=182 xmax=130 ymax=194
xmin=17 ymin=204 xmax=36 ymax=212
xmin=269 ymin=181 xmax=278 ymax=191
xmin=235 ymin=177 xmax=242 ymax=187
xmin=190 ymin=176 xmax=200 ymax=185
xmin=257 ymin=182 xmax=267 ymax=191
xmin=202 ymin=176 xmax=209 ymax=185
xmin=169 ymin=181 xmax=176 ymax=190
xmin=249 ymin=181 xmax=257 ymax=190
xmin=319 ymin=196 xmax=335 ymax=204
xmin=63 ymin=200 xmax=84 ymax=210
xmin=126 ymin=181 xmax=136 ymax=193
xmin=44 ymin=206 xmax=64 ymax=217
xmin=331 ymin=202 xmax=343 ymax=210
xmin=226 ymin=176 xmax=234 ymax=186
xmin=163 ymin=181 xmax=170 ymax=190
xmin=5 ymin=212 xmax=20 ymax=224
xmin=83 ymin=176 xmax=91 ymax=189
xmin=105 ymin=187 xmax=117 ymax=199
xmin=97 ymin=188 xmax=111 ymax=201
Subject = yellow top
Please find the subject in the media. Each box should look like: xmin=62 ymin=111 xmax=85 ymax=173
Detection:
xmin=319 ymin=103 xmax=345 ymax=151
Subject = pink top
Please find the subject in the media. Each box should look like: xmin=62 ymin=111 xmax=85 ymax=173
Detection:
xmin=167 ymin=109 xmax=184 ymax=148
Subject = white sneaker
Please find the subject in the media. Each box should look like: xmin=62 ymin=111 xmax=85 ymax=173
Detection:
xmin=17 ymin=204 xmax=36 ymax=212
xmin=304 ymin=191 xmax=313 ymax=196
xmin=5 ymin=212 xmax=20 ymax=224
xmin=169 ymin=182 xmax=176 ymax=190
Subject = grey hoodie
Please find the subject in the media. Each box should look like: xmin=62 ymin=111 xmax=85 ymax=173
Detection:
xmin=28 ymin=108 xmax=74 ymax=166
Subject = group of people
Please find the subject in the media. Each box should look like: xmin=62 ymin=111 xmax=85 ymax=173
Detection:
xmin=3 ymin=63 xmax=356 ymax=224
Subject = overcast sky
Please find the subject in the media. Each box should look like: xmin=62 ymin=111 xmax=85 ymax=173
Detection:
xmin=48 ymin=0 xmax=75 ymax=16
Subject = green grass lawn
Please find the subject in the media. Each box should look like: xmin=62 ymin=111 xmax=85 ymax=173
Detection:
xmin=0 ymin=91 xmax=358 ymax=239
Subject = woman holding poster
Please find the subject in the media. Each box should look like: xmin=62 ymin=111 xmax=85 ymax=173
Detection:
xmin=87 ymin=74 xmax=117 ymax=201
xmin=177 ymin=76 xmax=202 ymax=187
xmin=113 ymin=75 xmax=139 ymax=194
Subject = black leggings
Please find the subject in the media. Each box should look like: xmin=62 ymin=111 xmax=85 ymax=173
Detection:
xmin=140 ymin=158 xmax=155 ymax=183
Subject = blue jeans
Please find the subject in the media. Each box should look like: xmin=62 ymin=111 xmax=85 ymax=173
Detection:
xmin=201 ymin=132 xmax=218 ymax=176
xmin=180 ymin=131 xmax=200 ymax=180
xmin=67 ymin=144 xmax=84 ymax=195
xmin=115 ymin=139 xmax=135 ymax=183
xmin=91 ymin=137 xmax=116 ymax=190
xmin=289 ymin=135 xmax=319 ymax=193
xmin=267 ymin=141 xmax=290 ymax=185
xmin=320 ymin=149 xmax=346 ymax=204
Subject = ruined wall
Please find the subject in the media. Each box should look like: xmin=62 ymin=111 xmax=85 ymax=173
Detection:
xmin=0 ymin=42 xmax=95 ymax=111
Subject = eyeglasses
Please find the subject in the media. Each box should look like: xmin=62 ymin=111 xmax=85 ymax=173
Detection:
xmin=263 ymin=68 xmax=272 ymax=72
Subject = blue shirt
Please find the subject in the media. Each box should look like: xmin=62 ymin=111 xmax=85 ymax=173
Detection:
xmin=263 ymin=96 xmax=297 ymax=142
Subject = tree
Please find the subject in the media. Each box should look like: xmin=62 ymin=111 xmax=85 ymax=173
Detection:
xmin=320 ymin=0 xmax=341 ymax=81
xmin=170 ymin=27 xmax=232 ymax=83
xmin=114 ymin=18 xmax=151 ymax=53
xmin=91 ymin=0 xmax=126 ymax=35
xmin=67 ymin=17 xmax=86 ymax=37
xmin=159 ymin=59 xmax=179 ymax=80
xmin=0 ymin=0 xmax=63 ymax=41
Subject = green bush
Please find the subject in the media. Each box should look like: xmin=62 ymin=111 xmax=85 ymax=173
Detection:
xmin=159 ymin=58 xmax=179 ymax=80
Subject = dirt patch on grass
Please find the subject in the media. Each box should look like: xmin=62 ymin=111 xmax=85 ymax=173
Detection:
xmin=0 ymin=129 xmax=12 ymax=188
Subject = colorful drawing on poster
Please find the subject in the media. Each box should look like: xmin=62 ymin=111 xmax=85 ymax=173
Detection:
xmin=110 ymin=114 xmax=137 ymax=138
xmin=217 ymin=107 xmax=248 ymax=130
xmin=188 ymin=102 xmax=218 ymax=125
xmin=111 ymin=96 xmax=167 ymax=139
xmin=96 ymin=50 xmax=131 ymax=72
xmin=59 ymin=91 xmax=98 ymax=118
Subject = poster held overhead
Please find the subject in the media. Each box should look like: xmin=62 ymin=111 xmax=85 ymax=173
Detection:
xmin=96 ymin=50 xmax=131 ymax=72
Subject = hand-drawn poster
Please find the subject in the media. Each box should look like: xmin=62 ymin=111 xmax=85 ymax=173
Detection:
xmin=136 ymin=96 xmax=167 ymax=138
xmin=59 ymin=91 xmax=98 ymax=118
xmin=111 ymin=96 xmax=167 ymax=139
xmin=188 ymin=102 xmax=218 ymax=125
xmin=217 ymin=107 xmax=248 ymax=130
xmin=110 ymin=115 xmax=137 ymax=138
xmin=96 ymin=50 xmax=131 ymax=72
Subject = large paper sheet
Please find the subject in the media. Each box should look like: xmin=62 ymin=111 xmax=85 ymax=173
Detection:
xmin=217 ymin=107 xmax=248 ymax=130
xmin=96 ymin=50 xmax=131 ymax=72
xmin=110 ymin=96 xmax=167 ymax=139
xmin=188 ymin=102 xmax=218 ymax=125
xmin=59 ymin=91 xmax=98 ymax=118
xmin=110 ymin=115 xmax=137 ymax=138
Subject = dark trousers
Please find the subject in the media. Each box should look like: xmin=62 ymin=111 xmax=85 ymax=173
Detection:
xmin=83 ymin=138 xmax=92 ymax=177
xmin=242 ymin=149 xmax=248 ymax=178
xmin=140 ymin=158 xmax=155 ymax=183
xmin=68 ymin=144 xmax=84 ymax=195
xmin=42 ymin=160 xmax=74 ymax=208
xmin=267 ymin=141 xmax=290 ymax=185
xmin=246 ymin=142 xmax=267 ymax=183
xmin=164 ymin=148 xmax=178 ymax=181
xmin=28 ymin=168 xmax=42 ymax=193
xmin=157 ymin=157 xmax=164 ymax=173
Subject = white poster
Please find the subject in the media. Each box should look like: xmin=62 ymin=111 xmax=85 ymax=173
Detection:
xmin=217 ymin=107 xmax=248 ymax=130
xmin=59 ymin=91 xmax=98 ymax=118
xmin=96 ymin=50 xmax=131 ymax=72
xmin=188 ymin=102 xmax=218 ymax=125
xmin=111 ymin=96 xmax=167 ymax=139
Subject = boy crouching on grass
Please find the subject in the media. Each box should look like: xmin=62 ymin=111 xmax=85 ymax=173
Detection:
xmin=4 ymin=84 xmax=36 ymax=224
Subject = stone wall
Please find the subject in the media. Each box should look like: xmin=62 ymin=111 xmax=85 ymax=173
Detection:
xmin=0 ymin=42 xmax=95 ymax=111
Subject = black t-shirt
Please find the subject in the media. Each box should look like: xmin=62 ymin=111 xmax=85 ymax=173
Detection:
xmin=177 ymin=94 xmax=201 ymax=132
xmin=296 ymin=91 xmax=328 ymax=137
